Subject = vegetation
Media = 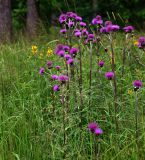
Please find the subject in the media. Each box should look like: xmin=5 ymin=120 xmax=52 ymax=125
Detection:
xmin=1 ymin=10 xmax=145 ymax=159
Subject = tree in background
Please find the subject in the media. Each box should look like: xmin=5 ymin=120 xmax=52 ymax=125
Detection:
xmin=26 ymin=0 xmax=39 ymax=38
xmin=0 ymin=0 xmax=12 ymax=43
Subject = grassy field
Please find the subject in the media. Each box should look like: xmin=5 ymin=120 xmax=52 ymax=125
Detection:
xmin=0 ymin=31 xmax=145 ymax=160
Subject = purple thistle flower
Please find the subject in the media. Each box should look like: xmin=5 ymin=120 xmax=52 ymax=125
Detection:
xmin=138 ymin=36 xmax=145 ymax=49
xmin=68 ymin=21 xmax=74 ymax=28
xmin=55 ymin=44 xmax=64 ymax=54
xmin=74 ymin=28 xmax=80 ymax=33
xmin=39 ymin=67 xmax=45 ymax=75
xmin=46 ymin=61 xmax=53 ymax=69
xmin=51 ymin=75 xmax=58 ymax=80
xmin=67 ymin=58 xmax=74 ymax=65
xmin=55 ymin=66 xmax=60 ymax=70
xmin=92 ymin=15 xmax=103 ymax=25
xmin=60 ymin=29 xmax=67 ymax=34
xmin=53 ymin=85 xmax=60 ymax=91
xmin=100 ymin=27 xmax=107 ymax=33
xmin=95 ymin=128 xmax=103 ymax=135
xmin=66 ymin=12 xmax=77 ymax=19
xmin=69 ymin=47 xmax=79 ymax=56
xmin=88 ymin=34 xmax=94 ymax=41
xmin=88 ymin=122 xmax=98 ymax=133
xmin=105 ymin=72 xmax=114 ymax=80
xmin=58 ymin=75 xmax=69 ymax=82
xmin=133 ymin=80 xmax=142 ymax=90
xmin=57 ymin=50 xmax=65 ymax=57
xmin=59 ymin=14 xmax=67 ymax=24
xmin=80 ymin=22 xmax=86 ymax=27
xmin=110 ymin=25 xmax=120 ymax=32
xmin=64 ymin=54 xmax=72 ymax=60
xmin=105 ymin=21 xmax=112 ymax=26
xmin=75 ymin=16 xmax=82 ymax=21
xmin=63 ymin=45 xmax=70 ymax=52
xmin=123 ymin=26 xmax=134 ymax=33
xmin=74 ymin=31 xmax=81 ymax=37
xmin=98 ymin=61 xmax=104 ymax=67
xmin=82 ymin=29 xmax=89 ymax=36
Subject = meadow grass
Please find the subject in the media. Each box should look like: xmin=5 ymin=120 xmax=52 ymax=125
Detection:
xmin=0 ymin=31 xmax=145 ymax=160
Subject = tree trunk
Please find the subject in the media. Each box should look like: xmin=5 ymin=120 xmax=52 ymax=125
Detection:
xmin=26 ymin=0 xmax=39 ymax=38
xmin=92 ymin=0 xmax=98 ymax=16
xmin=0 ymin=0 xmax=12 ymax=43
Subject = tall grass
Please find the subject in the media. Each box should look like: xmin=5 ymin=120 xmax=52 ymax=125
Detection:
xmin=0 ymin=30 xmax=145 ymax=160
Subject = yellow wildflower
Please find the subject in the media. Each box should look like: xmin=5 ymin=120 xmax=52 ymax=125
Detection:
xmin=32 ymin=45 xmax=37 ymax=54
xmin=128 ymin=90 xmax=133 ymax=95
xmin=47 ymin=47 xmax=53 ymax=57
xmin=134 ymin=41 xmax=138 ymax=46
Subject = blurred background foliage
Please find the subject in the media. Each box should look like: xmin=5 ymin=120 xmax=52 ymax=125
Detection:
xmin=10 ymin=0 xmax=145 ymax=31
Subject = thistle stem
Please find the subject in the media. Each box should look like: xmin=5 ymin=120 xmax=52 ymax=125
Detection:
xmin=109 ymin=34 xmax=119 ymax=132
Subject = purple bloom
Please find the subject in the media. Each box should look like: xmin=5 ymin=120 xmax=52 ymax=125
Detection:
xmin=66 ymin=12 xmax=77 ymax=19
xmin=82 ymin=29 xmax=88 ymax=36
xmin=100 ymin=27 xmax=107 ymax=33
xmin=105 ymin=21 xmax=112 ymax=26
xmin=138 ymin=36 xmax=145 ymax=49
xmin=58 ymin=75 xmax=69 ymax=82
xmin=55 ymin=66 xmax=60 ymax=70
xmin=46 ymin=61 xmax=53 ymax=69
xmin=80 ymin=22 xmax=86 ymax=27
xmin=111 ymin=25 xmax=120 ymax=32
xmin=67 ymin=58 xmax=74 ymax=65
xmin=69 ymin=47 xmax=79 ymax=56
xmin=64 ymin=54 xmax=72 ymax=60
xmin=55 ymin=44 xmax=64 ymax=54
xmin=75 ymin=16 xmax=82 ymax=21
xmin=53 ymin=85 xmax=60 ymax=91
xmin=98 ymin=61 xmax=104 ymax=67
xmin=95 ymin=128 xmax=103 ymax=135
xmin=51 ymin=75 xmax=58 ymax=80
xmin=39 ymin=67 xmax=45 ymax=75
xmin=74 ymin=31 xmax=81 ymax=37
xmin=88 ymin=34 xmax=94 ymax=41
xmin=123 ymin=26 xmax=134 ymax=33
xmin=74 ymin=28 xmax=80 ymax=33
xmin=57 ymin=50 xmax=65 ymax=57
xmin=92 ymin=15 xmax=103 ymax=25
xmin=133 ymin=80 xmax=142 ymax=90
xmin=59 ymin=14 xmax=67 ymax=24
xmin=60 ymin=29 xmax=67 ymax=34
xmin=63 ymin=45 xmax=70 ymax=52
xmin=88 ymin=122 xmax=98 ymax=133
xmin=68 ymin=21 xmax=74 ymax=28
xmin=105 ymin=72 xmax=114 ymax=80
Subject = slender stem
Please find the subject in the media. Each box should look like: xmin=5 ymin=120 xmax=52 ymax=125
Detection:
xmin=78 ymin=39 xmax=83 ymax=130
xmin=135 ymin=92 xmax=139 ymax=142
xmin=109 ymin=33 xmax=118 ymax=132
xmin=89 ymin=42 xmax=93 ymax=108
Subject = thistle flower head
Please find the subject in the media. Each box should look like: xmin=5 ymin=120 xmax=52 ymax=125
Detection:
xmin=69 ymin=47 xmax=79 ymax=56
xmin=39 ymin=67 xmax=45 ymax=75
xmin=88 ymin=122 xmax=103 ymax=135
xmin=123 ymin=26 xmax=134 ymax=33
xmin=67 ymin=58 xmax=74 ymax=65
xmin=55 ymin=66 xmax=60 ymax=70
xmin=59 ymin=14 xmax=67 ymax=24
xmin=105 ymin=72 xmax=114 ymax=80
xmin=60 ymin=29 xmax=67 ymax=34
xmin=138 ymin=36 xmax=145 ymax=49
xmin=98 ymin=61 xmax=104 ymax=67
xmin=133 ymin=80 xmax=142 ymax=91
xmin=58 ymin=75 xmax=69 ymax=83
xmin=51 ymin=75 xmax=58 ymax=80
xmin=53 ymin=85 xmax=60 ymax=91
xmin=64 ymin=54 xmax=72 ymax=60
xmin=46 ymin=61 xmax=53 ymax=69
xmin=80 ymin=21 xmax=86 ymax=27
